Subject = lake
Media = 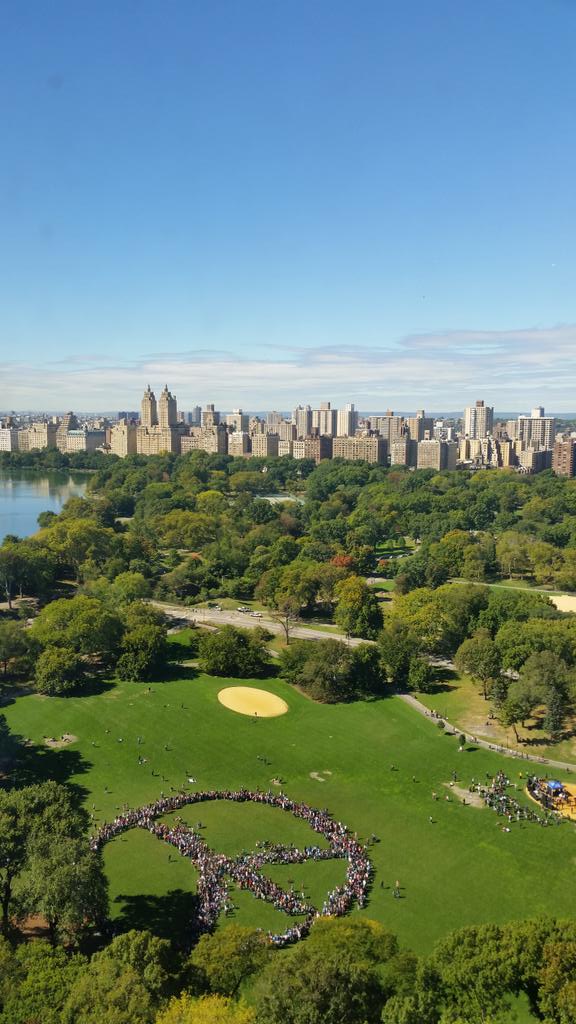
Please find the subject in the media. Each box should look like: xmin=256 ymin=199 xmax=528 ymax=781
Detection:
xmin=0 ymin=469 xmax=88 ymax=541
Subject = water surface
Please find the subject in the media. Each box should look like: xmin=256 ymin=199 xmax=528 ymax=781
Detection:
xmin=0 ymin=469 xmax=88 ymax=541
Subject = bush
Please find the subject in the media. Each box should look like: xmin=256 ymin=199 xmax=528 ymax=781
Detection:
xmin=34 ymin=646 xmax=84 ymax=695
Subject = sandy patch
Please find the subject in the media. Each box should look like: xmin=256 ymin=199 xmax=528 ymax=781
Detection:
xmin=217 ymin=686 xmax=288 ymax=718
xmin=443 ymin=782 xmax=485 ymax=808
xmin=310 ymin=770 xmax=332 ymax=782
xmin=551 ymin=595 xmax=576 ymax=614
xmin=44 ymin=733 xmax=78 ymax=749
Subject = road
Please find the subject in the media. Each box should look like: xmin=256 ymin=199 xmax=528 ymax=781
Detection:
xmin=153 ymin=601 xmax=369 ymax=647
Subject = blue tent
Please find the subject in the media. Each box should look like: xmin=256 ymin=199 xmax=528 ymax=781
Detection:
xmin=547 ymin=780 xmax=564 ymax=791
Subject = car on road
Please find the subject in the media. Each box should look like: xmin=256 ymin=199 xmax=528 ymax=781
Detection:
xmin=237 ymin=606 xmax=251 ymax=612
xmin=251 ymin=611 xmax=263 ymax=617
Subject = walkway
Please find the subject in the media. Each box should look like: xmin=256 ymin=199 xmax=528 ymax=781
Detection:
xmin=399 ymin=692 xmax=576 ymax=774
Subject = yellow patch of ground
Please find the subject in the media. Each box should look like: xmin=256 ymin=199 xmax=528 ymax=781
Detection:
xmin=217 ymin=687 xmax=288 ymax=718
xmin=551 ymin=595 xmax=576 ymax=614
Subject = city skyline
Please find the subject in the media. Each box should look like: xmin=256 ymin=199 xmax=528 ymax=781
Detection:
xmin=1 ymin=2 xmax=576 ymax=409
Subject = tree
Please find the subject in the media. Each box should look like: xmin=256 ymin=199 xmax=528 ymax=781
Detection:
xmin=407 ymin=656 xmax=434 ymax=693
xmin=189 ymin=925 xmax=271 ymax=996
xmin=333 ymin=575 xmax=382 ymax=638
xmin=271 ymin=596 xmax=300 ymax=645
xmin=34 ymin=646 xmax=85 ymax=695
xmin=0 ymin=789 xmax=29 ymax=936
xmin=378 ymin=620 xmax=416 ymax=686
xmin=97 ymin=930 xmax=177 ymax=1000
xmin=253 ymin=944 xmax=385 ymax=1024
xmin=454 ymin=630 xmax=502 ymax=700
xmin=30 ymin=595 xmax=124 ymax=666
xmin=0 ymin=620 xmax=30 ymax=680
xmin=1 ymin=941 xmax=87 ymax=1024
xmin=62 ymin=957 xmax=155 ymax=1024
xmin=198 ymin=627 xmax=269 ymax=678
xmin=156 ymin=994 xmax=255 ymax=1024
xmin=116 ymin=625 xmax=168 ymax=682
xmin=17 ymin=836 xmax=107 ymax=946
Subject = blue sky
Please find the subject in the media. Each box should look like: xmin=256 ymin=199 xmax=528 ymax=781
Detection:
xmin=1 ymin=0 xmax=575 ymax=412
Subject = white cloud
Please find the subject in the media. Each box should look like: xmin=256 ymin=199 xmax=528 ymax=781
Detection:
xmin=2 ymin=323 xmax=576 ymax=412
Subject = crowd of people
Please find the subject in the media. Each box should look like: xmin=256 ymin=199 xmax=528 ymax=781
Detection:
xmin=92 ymin=788 xmax=372 ymax=946
xmin=469 ymin=771 xmax=565 ymax=826
xmin=527 ymin=775 xmax=575 ymax=816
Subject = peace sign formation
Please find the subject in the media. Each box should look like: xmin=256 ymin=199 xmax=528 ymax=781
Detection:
xmin=92 ymin=788 xmax=372 ymax=945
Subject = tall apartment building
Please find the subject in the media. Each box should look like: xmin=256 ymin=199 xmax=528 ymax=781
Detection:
xmin=390 ymin=438 xmax=417 ymax=467
xmin=266 ymin=411 xmax=284 ymax=432
xmin=313 ymin=402 xmax=337 ymax=437
xmin=517 ymin=408 xmax=556 ymax=450
xmin=56 ymin=412 xmax=79 ymax=452
xmin=336 ymin=403 xmax=357 ymax=437
xmin=375 ymin=411 xmax=405 ymax=443
xmin=201 ymin=404 xmax=220 ymax=428
xmin=158 ymin=386 xmax=178 ymax=429
xmin=65 ymin=429 xmax=106 ymax=452
xmin=553 ymin=439 xmax=576 ymax=477
xmin=18 ymin=422 xmax=58 ymax=450
xmin=110 ymin=419 xmax=138 ymax=457
xmin=141 ymin=386 xmax=158 ymax=428
xmin=249 ymin=416 xmax=265 ymax=435
xmin=251 ymin=433 xmax=279 ymax=458
xmin=278 ymin=421 xmax=297 ymax=442
xmin=137 ymin=385 xmax=180 ymax=455
xmin=228 ymin=431 xmax=251 ymax=457
xmin=407 ymin=410 xmax=434 ymax=441
xmin=292 ymin=436 xmax=332 ymax=463
xmin=278 ymin=440 xmax=294 ymax=457
xmin=332 ymin=435 xmax=387 ymax=464
xmin=0 ymin=427 xmax=19 ymax=451
xmin=226 ymin=409 xmax=249 ymax=432
xmin=417 ymin=439 xmax=458 ymax=471
xmin=293 ymin=405 xmax=313 ymax=438
xmin=181 ymin=425 xmax=228 ymax=455
xmin=463 ymin=400 xmax=493 ymax=439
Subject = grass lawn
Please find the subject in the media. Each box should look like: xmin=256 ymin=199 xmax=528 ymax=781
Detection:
xmin=416 ymin=667 xmax=576 ymax=765
xmin=3 ymin=670 xmax=576 ymax=958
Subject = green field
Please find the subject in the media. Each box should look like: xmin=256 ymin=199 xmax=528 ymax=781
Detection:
xmin=3 ymin=664 xmax=576 ymax=957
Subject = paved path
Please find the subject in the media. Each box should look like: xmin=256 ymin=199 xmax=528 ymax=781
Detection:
xmin=399 ymin=692 xmax=576 ymax=774
xmin=153 ymin=602 xmax=369 ymax=647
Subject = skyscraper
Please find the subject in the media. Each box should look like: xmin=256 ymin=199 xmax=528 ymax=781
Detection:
xmin=464 ymin=400 xmax=494 ymax=439
xmin=158 ymin=386 xmax=177 ymax=428
xmin=336 ymin=403 xmax=356 ymax=437
xmin=141 ymin=386 xmax=158 ymax=428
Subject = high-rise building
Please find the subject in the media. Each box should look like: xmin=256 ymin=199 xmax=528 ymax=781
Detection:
xmin=332 ymin=436 xmax=387 ymax=464
xmin=190 ymin=406 xmax=202 ymax=426
xmin=202 ymin=404 xmax=220 ymax=428
xmin=463 ymin=400 xmax=494 ymax=439
xmin=158 ymin=386 xmax=178 ymax=429
xmin=375 ymin=411 xmax=405 ymax=443
xmin=251 ymin=433 xmax=279 ymax=458
xmin=292 ymin=436 xmax=332 ymax=463
xmin=141 ymin=386 xmax=158 ymax=428
xmin=228 ymin=432 xmax=251 ymax=457
xmin=181 ymin=424 xmax=228 ymax=455
xmin=417 ymin=439 xmax=458 ymax=471
xmin=517 ymin=408 xmax=556 ymax=450
xmin=407 ymin=410 xmax=434 ymax=441
xmin=226 ymin=409 xmax=249 ymax=432
xmin=336 ymin=403 xmax=357 ymax=437
xmin=266 ymin=411 xmax=284 ymax=432
xmin=313 ymin=402 xmax=337 ymax=437
xmin=110 ymin=419 xmax=138 ymax=457
xmin=293 ymin=405 xmax=313 ymax=438
xmin=553 ymin=439 xmax=576 ymax=477
xmin=390 ymin=438 xmax=417 ymax=467
xmin=0 ymin=427 xmax=19 ymax=451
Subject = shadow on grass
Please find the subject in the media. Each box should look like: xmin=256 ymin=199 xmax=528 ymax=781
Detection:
xmin=113 ymin=889 xmax=201 ymax=949
xmin=0 ymin=714 xmax=91 ymax=803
